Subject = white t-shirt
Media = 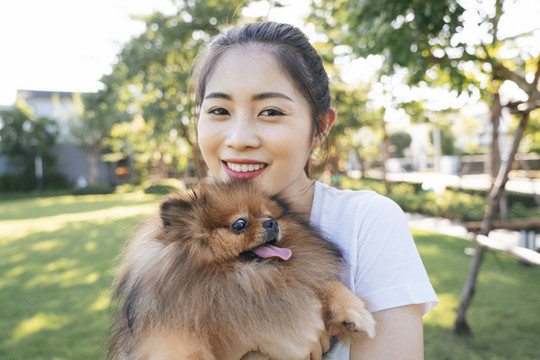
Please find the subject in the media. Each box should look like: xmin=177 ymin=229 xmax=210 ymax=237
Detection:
xmin=310 ymin=181 xmax=439 ymax=359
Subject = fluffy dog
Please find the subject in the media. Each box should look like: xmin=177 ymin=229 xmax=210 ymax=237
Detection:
xmin=109 ymin=180 xmax=375 ymax=359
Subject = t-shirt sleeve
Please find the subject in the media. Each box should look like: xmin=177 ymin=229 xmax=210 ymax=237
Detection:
xmin=353 ymin=195 xmax=438 ymax=315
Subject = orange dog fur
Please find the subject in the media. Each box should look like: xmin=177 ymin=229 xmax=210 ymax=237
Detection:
xmin=109 ymin=180 xmax=375 ymax=359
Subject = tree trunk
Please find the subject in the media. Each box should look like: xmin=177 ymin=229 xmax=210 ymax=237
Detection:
xmin=489 ymin=93 xmax=509 ymax=220
xmin=88 ymin=142 xmax=100 ymax=184
xmin=381 ymin=119 xmax=390 ymax=193
xmin=489 ymin=93 xmax=502 ymax=180
xmin=354 ymin=148 xmax=367 ymax=178
xmin=454 ymin=112 xmax=530 ymax=335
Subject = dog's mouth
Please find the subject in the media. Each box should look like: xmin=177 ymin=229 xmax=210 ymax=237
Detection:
xmin=240 ymin=239 xmax=292 ymax=262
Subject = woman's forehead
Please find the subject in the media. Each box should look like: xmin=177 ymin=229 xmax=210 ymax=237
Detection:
xmin=204 ymin=47 xmax=301 ymax=101
xmin=209 ymin=47 xmax=285 ymax=82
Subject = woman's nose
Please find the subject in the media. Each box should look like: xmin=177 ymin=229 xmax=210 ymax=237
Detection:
xmin=224 ymin=116 xmax=261 ymax=150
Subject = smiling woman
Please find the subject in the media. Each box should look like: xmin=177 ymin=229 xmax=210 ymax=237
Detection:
xmin=197 ymin=47 xmax=318 ymax=197
xmin=187 ymin=22 xmax=438 ymax=359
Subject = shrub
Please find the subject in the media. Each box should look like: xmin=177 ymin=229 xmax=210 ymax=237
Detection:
xmin=0 ymin=173 xmax=35 ymax=192
xmin=72 ymin=182 xmax=114 ymax=195
xmin=339 ymin=176 xmax=536 ymax=222
xmin=115 ymin=183 xmax=141 ymax=194
xmin=143 ymin=178 xmax=186 ymax=195
xmin=0 ymin=172 xmax=70 ymax=193
xmin=44 ymin=172 xmax=71 ymax=190
xmin=144 ymin=184 xmax=178 ymax=195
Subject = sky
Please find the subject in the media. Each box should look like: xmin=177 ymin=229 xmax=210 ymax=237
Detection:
xmin=0 ymin=0 xmax=538 ymax=107
xmin=0 ymin=0 xmax=178 ymax=105
xmin=0 ymin=0 xmax=312 ymax=106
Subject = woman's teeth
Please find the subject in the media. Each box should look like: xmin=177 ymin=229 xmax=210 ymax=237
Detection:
xmin=226 ymin=162 xmax=265 ymax=172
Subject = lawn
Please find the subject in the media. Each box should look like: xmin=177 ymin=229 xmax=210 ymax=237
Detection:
xmin=1 ymin=194 xmax=539 ymax=359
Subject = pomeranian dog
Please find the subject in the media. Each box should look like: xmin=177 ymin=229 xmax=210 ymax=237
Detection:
xmin=109 ymin=180 xmax=375 ymax=360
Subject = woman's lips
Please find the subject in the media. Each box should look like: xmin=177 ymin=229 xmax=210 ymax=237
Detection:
xmin=222 ymin=161 xmax=268 ymax=179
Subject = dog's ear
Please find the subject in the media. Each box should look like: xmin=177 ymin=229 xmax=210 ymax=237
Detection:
xmin=160 ymin=192 xmax=199 ymax=228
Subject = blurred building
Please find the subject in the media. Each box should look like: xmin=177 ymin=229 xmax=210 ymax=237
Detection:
xmin=0 ymin=90 xmax=129 ymax=186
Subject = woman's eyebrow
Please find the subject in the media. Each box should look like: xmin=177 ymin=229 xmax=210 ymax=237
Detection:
xmin=204 ymin=92 xmax=231 ymax=100
xmin=252 ymin=92 xmax=294 ymax=101
xmin=204 ymin=91 xmax=294 ymax=102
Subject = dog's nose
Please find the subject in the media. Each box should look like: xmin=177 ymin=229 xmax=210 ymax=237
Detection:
xmin=262 ymin=220 xmax=279 ymax=241
xmin=263 ymin=219 xmax=278 ymax=232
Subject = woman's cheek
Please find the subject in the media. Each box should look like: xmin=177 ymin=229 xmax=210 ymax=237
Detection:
xmin=197 ymin=120 xmax=221 ymax=168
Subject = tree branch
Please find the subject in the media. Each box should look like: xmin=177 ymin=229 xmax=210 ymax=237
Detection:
xmin=533 ymin=56 xmax=540 ymax=87
xmin=426 ymin=50 xmax=540 ymax=105
xmin=491 ymin=61 xmax=540 ymax=102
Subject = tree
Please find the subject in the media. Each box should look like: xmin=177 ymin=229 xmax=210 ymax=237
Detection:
xmin=323 ymin=81 xmax=372 ymax=173
xmin=0 ymin=100 xmax=61 ymax=191
xmin=71 ymin=76 xmax=131 ymax=185
xmin=311 ymin=0 xmax=540 ymax=164
xmin=92 ymin=0 xmax=249 ymax=181
xmin=389 ymin=131 xmax=412 ymax=158
xmin=311 ymin=0 xmax=540 ymax=334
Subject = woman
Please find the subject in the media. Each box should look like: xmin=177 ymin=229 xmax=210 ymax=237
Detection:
xmin=193 ymin=21 xmax=438 ymax=359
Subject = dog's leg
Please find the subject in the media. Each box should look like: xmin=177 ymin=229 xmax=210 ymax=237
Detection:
xmin=322 ymin=281 xmax=376 ymax=341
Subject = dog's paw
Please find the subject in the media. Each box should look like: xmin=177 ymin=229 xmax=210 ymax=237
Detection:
xmin=323 ymin=281 xmax=376 ymax=340
xmin=339 ymin=309 xmax=376 ymax=338
xmin=329 ymin=301 xmax=376 ymax=339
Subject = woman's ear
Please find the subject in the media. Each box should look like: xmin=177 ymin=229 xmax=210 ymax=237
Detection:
xmin=312 ymin=107 xmax=337 ymax=149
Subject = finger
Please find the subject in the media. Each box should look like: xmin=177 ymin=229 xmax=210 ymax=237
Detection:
xmin=320 ymin=329 xmax=331 ymax=353
xmin=309 ymin=343 xmax=322 ymax=360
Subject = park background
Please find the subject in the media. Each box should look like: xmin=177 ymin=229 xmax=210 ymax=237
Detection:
xmin=1 ymin=0 xmax=539 ymax=359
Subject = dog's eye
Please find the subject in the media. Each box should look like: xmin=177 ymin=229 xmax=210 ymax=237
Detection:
xmin=231 ymin=218 xmax=248 ymax=233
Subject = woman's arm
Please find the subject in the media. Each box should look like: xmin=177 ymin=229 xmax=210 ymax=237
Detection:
xmin=350 ymin=304 xmax=424 ymax=359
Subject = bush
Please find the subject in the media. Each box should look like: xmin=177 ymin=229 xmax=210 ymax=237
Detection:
xmin=340 ymin=176 xmax=537 ymax=222
xmin=0 ymin=172 xmax=70 ymax=193
xmin=143 ymin=178 xmax=186 ymax=195
xmin=0 ymin=173 xmax=35 ymax=192
xmin=144 ymin=184 xmax=178 ymax=195
xmin=115 ymin=183 xmax=141 ymax=194
xmin=44 ymin=172 xmax=72 ymax=190
xmin=71 ymin=182 xmax=115 ymax=195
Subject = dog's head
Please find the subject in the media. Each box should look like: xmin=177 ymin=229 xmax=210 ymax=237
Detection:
xmin=159 ymin=180 xmax=292 ymax=264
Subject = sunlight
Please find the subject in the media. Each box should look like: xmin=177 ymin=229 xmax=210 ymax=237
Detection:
xmin=416 ymin=243 xmax=442 ymax=256
xmin=44 ymin=258 xmax=78 ymax=272
xmin=480 ymin=271 xmax=520 ymax=286
xmin=84 ymin=241 xmax=98 ymax=251
xmin=90 ymin=291 xmax=110 ymax=312
xmin=1 ymin=202 xmax=157 ymax=244
xmin=30 ymin=240 xmax=60 ymax=252
xmin=5 ymin=265 xmax=26 ymax=279
xmin=12 ymin=312 xmax=68 ymax=341
xmin=423 ymin=293 xmax=459 ymax=328
xmin=25 ymin=267 xmax=83 ymax=289
xmin=84 ymin=272 xmax=100 ymax=284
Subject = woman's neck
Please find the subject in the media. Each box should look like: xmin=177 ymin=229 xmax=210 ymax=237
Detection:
xmin=281 ymin=176 xmax=316 ymax=221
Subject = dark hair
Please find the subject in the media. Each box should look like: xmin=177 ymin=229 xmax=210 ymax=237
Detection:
xmin=192 ymin=22 xmax=332 ymax=177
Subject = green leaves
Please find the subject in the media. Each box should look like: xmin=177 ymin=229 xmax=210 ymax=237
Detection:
xmin=0 ymin=102 xmax=59 ymax=175
xmin=79 ymin=0 xmax=250 ymax=180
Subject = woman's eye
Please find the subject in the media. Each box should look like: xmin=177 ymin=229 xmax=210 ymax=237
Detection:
xmin=209 ymin=107 xmax=229 ymax=116
xmin=259 ymin=108 xmax=284 ymax=116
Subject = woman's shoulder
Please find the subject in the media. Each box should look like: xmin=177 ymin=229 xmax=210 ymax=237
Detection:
xmin=313 ymin=180 xmax=403 ymax=216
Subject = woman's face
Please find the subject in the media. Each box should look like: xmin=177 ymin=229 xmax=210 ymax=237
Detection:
xmin=197 ymin=47 xmax=316 ymax=196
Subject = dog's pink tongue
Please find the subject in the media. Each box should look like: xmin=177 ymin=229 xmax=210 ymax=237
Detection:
xmin=253 ymin=244 xmax=292 ymax=260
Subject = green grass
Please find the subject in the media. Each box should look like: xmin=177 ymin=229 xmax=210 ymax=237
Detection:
xmin=0 ymin=193 xmax=159 ymax=360
xmin=417 ymin=231 xmax=540 ymax=359
xmin=1 ymin=194 xmax=539 ymax=359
